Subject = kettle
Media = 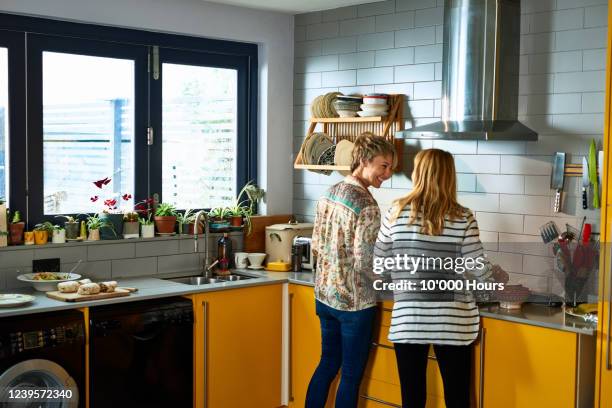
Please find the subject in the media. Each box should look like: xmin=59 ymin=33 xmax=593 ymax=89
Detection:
xmin=265 ymin=221 xmax=313 ymax=264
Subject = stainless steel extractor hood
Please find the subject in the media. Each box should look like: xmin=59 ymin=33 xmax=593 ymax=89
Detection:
xmin=398 ymin=0 xmax=537 ymax=141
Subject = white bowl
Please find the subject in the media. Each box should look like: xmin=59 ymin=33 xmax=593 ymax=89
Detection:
xmin=363 ymin=96 xmax=388 ymax=105
xmin=247 ymin=253 xmax=267 ymax=267
xmin=337 ymin=110 xmax=359 ymax=117
xmin=17 ymin=273 xmax=81 ymax=292
xmin=357 ymin=110 xmax=387 ymax=117
xmin=360 ymin=104 xmax=388 ymax=112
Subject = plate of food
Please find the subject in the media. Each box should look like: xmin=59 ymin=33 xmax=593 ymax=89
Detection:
xmin=0 ymin=294 xmax=36 ymax=307
xmin=564 ymin=303 xmax=598 ymax=323
xmin=17 ymin=272 xmax=81 ymax=292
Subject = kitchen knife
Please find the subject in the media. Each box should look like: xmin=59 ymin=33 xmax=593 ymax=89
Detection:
xmin=551 ymin=152 xmax=565 ymax=213
xmin=589 ymin=140 xmax=599 ymax=208
xmin=582 ymin=156 xmax=589 ymax=209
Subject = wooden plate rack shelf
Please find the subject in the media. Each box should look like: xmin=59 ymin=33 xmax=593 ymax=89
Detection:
xmin=294 ymin=94 xmax=405 ymax=173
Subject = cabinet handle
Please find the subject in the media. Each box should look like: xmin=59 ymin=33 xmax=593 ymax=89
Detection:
xmin=289 ymin=293 xmax=294 ymax=402
xmin=359 ymin=394 xmax=401 ymax=407
xmin=203 ymin=301 xmax=209 ymax=408
xmin=479 ymin=326 xmax=486 ymax=408
xmin=371 ymin=341 xmax=394 ymax=350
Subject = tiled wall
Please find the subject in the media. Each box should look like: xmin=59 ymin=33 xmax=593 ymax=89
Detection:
xmin=0 ymin=232 xmax=243 ymax=290
xmin=293 ymin=0 xmax=607 ymax=294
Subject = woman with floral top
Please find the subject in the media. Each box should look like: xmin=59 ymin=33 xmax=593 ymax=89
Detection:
xmin=306 ymin=132 xmax=397 ymax=408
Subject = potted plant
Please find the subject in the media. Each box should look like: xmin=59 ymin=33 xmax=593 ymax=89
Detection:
xmin=139 ymin=214 xmax=155 ymax=238
xmin=51 ymin=225 xmax=66 ymax=244
xmin=86 ymin=214 xmax=113 ymax=241
xmin=7 ymin=210 xmax=25 ymax=245
xmin=176 ymin=209 xmax=204 ymax=235
xmin=154 ymin=202 xmax=177 ymax=234
xmin=123 ymin=211 xmax=140 ymax=239
xmin=135 ymin=197 xmax=156 ymax=238
xmin=55 ymin=215 xmax=81 ymax=240
xmin=33 ymin=221 xmax=54 ymax=245
xmin=208 ymin=207 xmax=231 ymax=232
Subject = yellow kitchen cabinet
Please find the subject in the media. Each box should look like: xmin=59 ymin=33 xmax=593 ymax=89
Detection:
xmin=191 ymin=284 xmax=283 ymax=408
xmin=474 ymin=317 xmax=585 ymax=408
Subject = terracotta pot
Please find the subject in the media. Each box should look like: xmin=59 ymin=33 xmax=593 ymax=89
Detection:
xmin=24 ymin=231 xmax=35 ymax=245
xmin=33 ymin=230 xmax=48 ymax=245
xmin=230 ymin=216 xmax=243 ymax=227
xmin=9 ymin=222 xmax=25 ymax=245
xmin=88 ymin=229 xmax=100 ymax=241
xmin=154 ymin=216 xmax=177 ymax=234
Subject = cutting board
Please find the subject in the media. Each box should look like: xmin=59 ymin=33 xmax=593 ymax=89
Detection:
xmin=46 ymin=287 xmax=135 ymax=302
xmin=244 ymin=214 xmax=293 ymax=253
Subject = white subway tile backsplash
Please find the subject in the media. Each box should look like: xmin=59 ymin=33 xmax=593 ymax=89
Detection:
xmin=434 ymin=99 xmax=442 ymax=116
xmin=454 ymin=155 xmax=500 ymax=174
xmin=500 ymin=156 xmax=552 ymax=175
xmin=480 ymin=230 xmax=499 ymax=252
xmin=554 ymin=71 xmax=606 ymax=93
xmin=358 ymin=32 xmax=395 ymax=51
xmin=529 ymin=8 xmax=584 ymax=33
xmin=293 ymin=199 xmax=317 ymax=217
xmin=414 ymin=7 xmax=444 ymax=27
xmin=434 ymin=63 xmax=442 ymax=80
xmin=294 ymin=73 xmax=322 ymax=89
xmin=523 ymin=215 xmax=579 ymax=235
xmin=433 ymin=140 xmax=477 ymax=154
xmin=395 ymin=27 xmax=436 ymax=47
xmin=340 ymin=17 xmax=376 ymax=36
xmin=498 ymin=233 xmax=549 ymax=257
xmin=414 ymin=44 xmax=443 ymax=63
xmin=508 ymin=272 xmax=550 ymax=293
xmin=519 ymin=74 xmax=554 ymax=95
xmin=294 ymin=183 xmax=329 ymax=200
xmin=296 ymin=55 xmax=339 ymax=73
xmin=322 ymin=6 xmax=358 ymax=22
xmin=358 ymin=0 xmax=395 ymax=17
xmin=525 ymin=176 xmax=554 ymax=196
xmin=522 ymin=255 xmax=554 ymax=278
xmin=457 ymin=173 xmax=476 ymax=192
xmin=553 ymin=113 xmax=604 ymax=134
xmin=376 ymin=48 xmax=415 ymax=67
xmin=585 ymin=5 xmax=608 ymax=28
xmin=322 ymin=70 xmax=357 ymax=87
xmin=477 ymin=141 xmax=526 ymax=155
xmin=295 ymin=41 xmax=322 ymax=57
xmin=476 ymin=175 xmax=525 ymax=194
xmin=522 ymin=0 xmax=556 ymax=14
xmin=339 ymin=52 xmax=376 ymax=70
xmin=306 ymin=22 xmax=339 ymax=40
xmin=322 ymin=37 xmax=357 ymax=55
xmin=413 ymin=81 xmax=441 ymax=99
xmin=295 ymin=12 xmax=322 ymax=26
xmin=556 ymin=27 xmax=607 ymax=51
xmin=458 ymin=193 xmax=500 ymax=212
xmin=487 ymin=252 xmax=524 ymax=273
xmin=394 ymin=63 xmax=434 ymax=82
xmin=557 ymin=0 xmax=607 ymax=10
xmin=520 ymin=55 xmax=529 ymax=75
xmin=436 ymin=25 xmax=444 ymax=43
xmin=339 ymin=85 xmax=375 ymax=94
xmin=520 ymin=93 xmax=582 ymax=115
xmin=375 ymin=12 xmax=416 ymax=32
xmin=582 ymin=92 xmax=605 ymax=113
xmin=528 ymin=51 xmax=582 ymax=74
xmin=583 ymin=49 xmax=607 ymax=71
xmin=396 ymin=0 xmax=437 ymax=12
xmin=476 ymin=212 xmax=524 ymax=234
xmin=499 ymin=194 xmax=552 ymax=216
xmin=357 ymin=67 xmax=394 ymax=84
xmin=406 ymin=99 xmax=434 ymax=118
xmin=520 ymin=32 xmax=554 ymax=55
xmin=373 ymin=82 xmax=414 ymax=97
xmin=295 ymin=26 xmax=306 ymax=42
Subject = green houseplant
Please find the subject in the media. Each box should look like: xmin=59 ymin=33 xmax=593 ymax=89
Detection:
xmin=86 ymin=214 xmax=114 ymax=241
xmin=8 ymin=210 xmax=25 ymax=245
xmin=135 ymin=197 xmax=156 ymax=238
xmin=123 ymin=211 xmax=140 ymax=239
xmin=33 ymin=221 xmax=54 ymax=245
xmin=51 ymin=224 xmax=66 ymax=244
xmin=177 ymin=209 xmax=204 ymax=235
xmin=208 ymin=207 xmax=231 ymax=232
xmin=55 ymin=215 xmax=81 ymax=240
xmin=154 ymin=202 xmax=177 ymax=234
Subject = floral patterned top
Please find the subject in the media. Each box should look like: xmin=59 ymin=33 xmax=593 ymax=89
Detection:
xmin=311 ymin=176 xmax=381 ymax=311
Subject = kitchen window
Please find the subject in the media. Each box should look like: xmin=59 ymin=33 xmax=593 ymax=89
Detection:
xmin=0 ymin=47 xmax=8 ymax=202
xmin=1 ymin=14 xmax=257 ymax=224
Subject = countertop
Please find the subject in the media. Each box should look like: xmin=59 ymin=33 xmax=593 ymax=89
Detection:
xmin=0 ymin=269 xmax=597 ymax=335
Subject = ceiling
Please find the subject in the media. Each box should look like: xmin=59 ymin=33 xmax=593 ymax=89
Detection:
xmin=204 ymin=0 xmax=374 ymax=14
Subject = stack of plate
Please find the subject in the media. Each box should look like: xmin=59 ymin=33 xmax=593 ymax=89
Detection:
xmin=333 ymin=95 xmax=363 ymax=117
xmin=300 ymin=132 xmax=334 ymax=175
xmin=496 ymin=284 xmax=530 ymax=309
xmin=311 ymin=92 xmax=342 ymax=118
xmin=358 ymin=93 xmax=389 ymax=117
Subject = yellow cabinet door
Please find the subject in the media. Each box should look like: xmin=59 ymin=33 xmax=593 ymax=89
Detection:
xmin=596 ymin=207 xmax=612 ymax=407
xmin=192 ymin=284 xmax=283 ymax=408
xmin=289 ymin=284 xmax=338 ymax=407
xmin=479 ymin=317 xmax=577 ymax=408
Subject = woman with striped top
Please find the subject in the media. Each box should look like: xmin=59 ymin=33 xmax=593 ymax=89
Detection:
xmin=374 ymin=149 xmax=508 ymax=408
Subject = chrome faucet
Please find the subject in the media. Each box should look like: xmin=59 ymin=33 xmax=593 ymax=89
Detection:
xmin=193 ymin=210 xmax=212 ymax=277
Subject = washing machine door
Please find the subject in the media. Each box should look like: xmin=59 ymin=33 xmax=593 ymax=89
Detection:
xmin=0 ymin=359 xmax=79 ymax=407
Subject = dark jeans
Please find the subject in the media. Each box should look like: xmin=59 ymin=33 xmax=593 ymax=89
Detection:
xmin=394 ymin=343 xmax=472 ymax=408
xmin=305 ymin=300 xmax=376 ymax=408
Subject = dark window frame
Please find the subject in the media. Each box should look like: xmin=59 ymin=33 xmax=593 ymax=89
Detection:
xmin=0 ymin=13 xmax=258 ymax=227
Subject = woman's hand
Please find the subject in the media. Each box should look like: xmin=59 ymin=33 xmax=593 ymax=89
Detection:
xmin=491 ymin=264 xmax=509 ymax=284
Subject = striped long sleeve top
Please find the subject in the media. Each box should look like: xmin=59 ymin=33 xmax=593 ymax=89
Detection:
xmin=374 ymin=206 xmax=493 ymax=345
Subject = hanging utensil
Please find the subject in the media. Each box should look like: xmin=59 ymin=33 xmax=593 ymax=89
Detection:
xmin=582 ymin=156 xmax=589 ymax=209
xmin=589 ymin=140 xmax=599 ymax=208
xmin=551 ymin=152 xmax=565 ymax=213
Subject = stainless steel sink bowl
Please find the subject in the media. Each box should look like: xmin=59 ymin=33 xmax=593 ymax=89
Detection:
xmin=166 ymin=273 xmax=254 ymax=285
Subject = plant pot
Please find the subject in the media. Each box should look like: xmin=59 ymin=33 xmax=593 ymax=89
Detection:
xmin=65 ymin=223 xmax=80 ymax=240
xmin=154 ymin=216 xmax=177 ymax=234
xmin=52 ymin=229 xmax=66 ymax=244
xmin=24 ymin=231 xmax=34 ymax=245
xmin=33 ymin=230 xmax=49 ymax=245
xmin=88 ymin=229 xmax=100 ymax=241
xmin=187 ymin=222 xmax=204 ymax=235
xmin=9 ymin=222 xmax=25 ymax=245
xmin=100 ymin=213 xmax=123 ymax=240
xmin=123 ymin=221 xmax=140 ymax=239
xmin=141 ymin=224 xmax=155 ymax=238
xmin=230 ymin=216 xmax=243 ymax=227
xmin=209 ymin=217 xmax=230 ymax=232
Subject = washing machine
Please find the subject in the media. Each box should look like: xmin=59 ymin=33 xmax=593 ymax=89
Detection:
xmin=0 ymin=309 xmax=85 ymax=407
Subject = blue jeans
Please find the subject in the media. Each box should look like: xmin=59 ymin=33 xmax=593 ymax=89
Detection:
xmin=305 ymin=300 xmax=376 ymax=408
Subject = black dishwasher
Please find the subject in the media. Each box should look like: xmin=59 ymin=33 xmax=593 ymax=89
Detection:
xmin=90 ymin=297 xmax=193 ymax=408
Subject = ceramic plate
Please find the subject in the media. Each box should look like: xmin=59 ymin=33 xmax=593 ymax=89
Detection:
xmin=0 ymin=294 xmax=35 ymax=308
xmin=357 ymin=111 xmax=387 ymax=117
xmin=247 ymin=265 xmax=265 ymax=270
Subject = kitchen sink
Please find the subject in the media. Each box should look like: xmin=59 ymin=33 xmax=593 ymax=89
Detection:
xmin=166 ymin=273 xmax=254 ymax=286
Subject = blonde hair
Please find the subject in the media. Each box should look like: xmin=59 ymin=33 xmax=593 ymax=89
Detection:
xmin=350 ymin=132 xmax=398 ymax=172
xmin=390 ymin=149 xmax=463 ymax=235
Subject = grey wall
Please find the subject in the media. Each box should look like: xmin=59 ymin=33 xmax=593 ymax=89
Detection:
xmin=0 ymin=232 xmax=243 ymax=289
xmin=293 ymin=0 xmax=607 ymax=294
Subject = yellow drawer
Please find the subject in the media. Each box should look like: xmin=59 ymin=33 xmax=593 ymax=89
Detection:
xmin=360 ymin=377 xmax=402 ymax=406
